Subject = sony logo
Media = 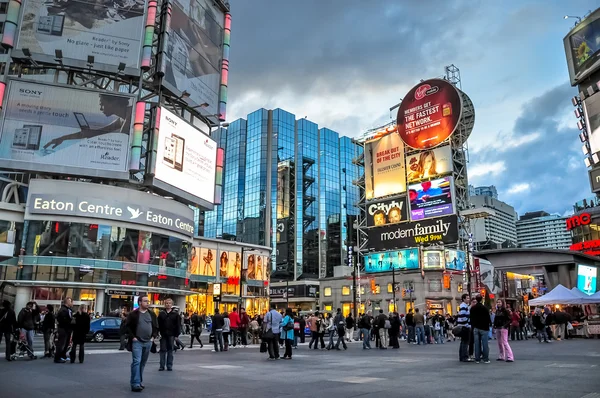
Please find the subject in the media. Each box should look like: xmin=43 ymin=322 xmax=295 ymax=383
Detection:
xmin=368 ymin=199 xmax=403 ymax=215
xmin=20 ymin=89 xmax=42 ymax=95
xmin=165 ymin=116 xmax=178 ymax=126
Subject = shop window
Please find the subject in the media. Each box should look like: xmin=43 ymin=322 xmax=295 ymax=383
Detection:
xmin=360 ymin=286 xmax=365 ymax=295
xmin=387 ymin=283 xmax=393 ymax=293
xmin=374 ymin=284 xmax=381 ymax=294
xmin=324 ymin=303 xmax=333 ymax=312
xmin=388 ymin=302 xmax=395 ymax=313
xmin=342 ymin=286 xmax=350 ymax=296
xmin=342 ymin=303 xmax=351 ymax=317
xmin=0 ymin=3 xmax=7 ymax=14
xmin=323 ymin=287 xmax=332 ymax=297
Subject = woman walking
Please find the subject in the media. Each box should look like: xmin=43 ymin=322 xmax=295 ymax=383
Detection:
xmin=222 ymin=312 xmax=230 ymax=351
xmin=190 ymin=313 xmax=203 ymax=348
xmin=281 ymin=308 xmax=295 ymax=359
xmin=494 ymin=299 xmax=514 ymax=362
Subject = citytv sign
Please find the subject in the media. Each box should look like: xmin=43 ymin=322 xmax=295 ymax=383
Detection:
xmin=566 ymin=213 xmax=591 ymax=231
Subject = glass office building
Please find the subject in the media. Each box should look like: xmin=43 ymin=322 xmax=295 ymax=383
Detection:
xmin=202 ymin=108 xmax=363 ymax=282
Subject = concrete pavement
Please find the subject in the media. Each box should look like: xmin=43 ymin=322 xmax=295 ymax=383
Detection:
xmin=0 ymin=338 xmax=599 ymax=397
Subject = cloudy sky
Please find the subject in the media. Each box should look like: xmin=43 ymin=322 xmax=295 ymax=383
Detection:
xmin=226 ymin=0 xmax=598 ymax=216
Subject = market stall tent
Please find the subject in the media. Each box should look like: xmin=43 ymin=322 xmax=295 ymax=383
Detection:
xmin=529 ymin=284 xmax=581 ymax=306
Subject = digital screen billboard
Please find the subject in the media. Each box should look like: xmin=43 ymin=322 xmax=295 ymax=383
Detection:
xmin=364 ymin=133 xmax=406 ymax=200
xmin=406 ymin=145 xmax=452 ymax=183
xmin=366 ymin=215 xmax=459 ymax=251
xmin=366 ymin=196 xmax=408 ymax=227
xmin=584 ymin=94 xmax=600 ymax=156
xmin=16 ymin=0 xmax=147 ymax=72
xmin=564 ymin=8 xmax=600 ymax=86
xmin=396 ymin=78 xmax=463 ymax=150
xmin=161 ymin=0 xmax=224 ymax=118
xmin=0 ymin=80 xmax=134 ymax=179
xmin=408 ymin=176 xmax=454 ymax=221
xmin=422 ymin=250 xmax=443 ymax=269
xmin=444 ymin=249 xmax=466 ymax=271
xmin=364 ymin=248 xmax=419 ymax=273
xmin=577 ymin=264 xmax=598 ymax=295
xmin=155 ymin=108 xmax=217 ymax=206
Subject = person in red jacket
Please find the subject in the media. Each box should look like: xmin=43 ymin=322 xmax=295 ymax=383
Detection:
xmin=229 ymin=307 xmax=241 ymax=347
xmin=239 ymin=308 xmax=250 ymax=347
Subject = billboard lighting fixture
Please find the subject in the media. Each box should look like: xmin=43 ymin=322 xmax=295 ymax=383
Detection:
xmin=585 ymin=157 xmax=592 ymax=168
xmin=87 ymin=55 xmax=94 ymax=68
xmin=118 ymin=62 xmax=126 ymax=73
xmin=583 ymin=144 xmax=590 ymax=155
xmin=563 ymin=15 xmax=582 ymax=23
xmin=54 ymin=49 xmax=63 ymax=65
xmin=580 ymin=132 xmax=587 ymax=142
xmin=575 ymin=108 xmax=582 ymax=118
xmin=572 ymin=96 xmax=580 ymax=107
xmin=593 ymin=153 xmax=600 ymax=164
xmin=192 ymin=102 xmax=209 ymax=109
xmin=22 ymin=48 xmax=31 ymax=57
xmin=578 ymin=120 xmax=585 ymax=130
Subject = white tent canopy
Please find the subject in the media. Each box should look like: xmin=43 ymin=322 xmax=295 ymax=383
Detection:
xmin=570 ymin=287 xmax=590 ymax=298
xmin=529 ymin=285 xmax=600 ymax=306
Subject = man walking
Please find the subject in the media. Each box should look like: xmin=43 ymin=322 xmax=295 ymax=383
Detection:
xmin=264 ymin=303 xmax=282 ymax=360
xmin=470 ymin=295 xmax=491 ymax=364
xmin=377 ymin=310 xmax=389 ymax=349
xmin=0 ymin=300 xmax=17 ymax=361
xmin=157 ymin=298 xmax=180 ymax=371
xmin=360 ymin=311 xmax=372 ymax=349
xmin=126 ymin=295 xmax=158 ymax=392
xmin=229 ymin=307 xmax=240 ymax=347
xmin=54 ymin=297 xmax=73 ymax=363
xmin=414 ymin=308 xmax=425 ymax=345
xmin=333 ymin=308 xmax=347 ymax=350
xmin=457 ymin=293 xmax=472 ymax=362
xmin=17 ymin=301 xmax=37 ymax=359
xmin=70 ymin=304 xmax=91 ymax=363
xmin=239 ymin=308 xmax=250 ymax=347
xmin=211 ymin=309 xmax=225 ymax=352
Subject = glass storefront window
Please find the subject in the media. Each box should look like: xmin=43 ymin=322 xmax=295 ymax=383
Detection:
xmin=341 ymin=286 xmax=350 ymax=296
xmin=323 ymin=287 xmax=332 ymax=297
xmin=342 ymin=303 xmax=351 ymax=317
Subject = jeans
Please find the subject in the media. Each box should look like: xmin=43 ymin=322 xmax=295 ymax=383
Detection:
xmin=54 ymin=328 xmax=71 ymax=362
xmin=240 ymin=328 xmax=248 ymax=346
xmin=159 ymin=336 xmax=174 ymax=370
xmin=536 ymin=327 xmax=549 ymax=342
xmin=21 ymin=329 xmax=34 ymax=354
xmin=361 ymin=328 xmax=371 ymax=348
xmin=3 ymin=332 xmax=11 ymax=359
xmin=130 ymin=340 xmax=152 ymax=388
xmin=120 ymin=334 xmax=128 ymax=350
xmin=379 ymin=328 xmax=389 ymax=348
xmin=309 ymin=331 xmax=318 ymax=349
xmin=496 ymin=328 xmax=514 ymax=361
xmin=408 ymin=325 xmax=415 ymax=343
xmin=267 ymin=335 xmax=280 ymax=359
xmin=473 ymin=328 xmax=489 ymax=362
xmin=335 ymin=329 xmax=347 ymax=349
xmin=230 ymin=328 xmax=238 ymax=346
xmin=459 ymin=329 xmax=470 ymax=361
xmin=223 ymin=332 xmax=230 ymax=350
xmin=327 ymin=330 xmax=336 ymax=349
xmin=510 ymin=325 xmax=521 ymax=340
xmin=43 ymin=329 xmax=54 ymax=354
xmin=415 ymin=325 xmax=425 ymax=345
xmin=213 ymin=330 xmax=224 ymax=352
xmin=434 ymin=329 xmax=444 ymax=344
xmin=70 ymin=341 xmax=85 ymax=363
xmin=284 ymin=338 xmax=293 ymax=358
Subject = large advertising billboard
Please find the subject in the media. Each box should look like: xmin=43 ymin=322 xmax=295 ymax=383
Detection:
xmin=396 ymin=79 xmax=462 ymax=150
xmin=161 ymin=0 xmax=224 ymax=118
xmin=189 ymin=247 xmax=216 ymax=276
xmin=584 ymin=94 xmax=600 ymax=156
xmin=366 ymin=196 xmax=408 ymax=228
xmin=366 ymin=215 xmax=459 ymax=251
xmin=364 ymin=133 xmax=406 ymax=200
xmin=247 ymin=253 xmax=269 ymax=281
xmin=444 ymin=249 xmax=466 ymax=272
xmin=406 ymin=145 xmax=452 ymax=183
xmin=564 ymin=8 xmax=600 ymax=86
xmin=408 ymin=176 xmax=454 ymax=221
xmin=422 ymin=250 xmax=444 ymax=269
xmin=155 ymin=108 xmax=217 ymax=205
xmin=0 ymin=80 xmax=134 ymax=179
xmin=16 ymin=0 xmax=147 ymax=72
xmin=364 ymin=248 xmax=419 ymax=273
xmin=577 ymin=264 xmax=598 ymax=295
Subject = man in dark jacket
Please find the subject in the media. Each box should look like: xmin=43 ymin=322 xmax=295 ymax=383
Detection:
xmin=211 ymin=309 xmax=225 ymax=352
xmin=345 ymin=314 xmax=355 ymax=342
xmin=239 ymin=308 xmax=250 ymax=347
xmin=405 ymin=309 xmax=415 ymax=343
xmin=470 ymin=295 xmax=491 ymax=363
xmin=54 ymin=297 xmax=73 ymax=363
xmin=70 ymin=304 xmax=91 ymax=363
xmin=333 ymin=308 xmax=347 ymax=350
xmin=18 ymin=301 xmax=37 ymax=359
xmin=125 ymin=295 xmax=158 ymax=392
xmin=42 ymin=305 xmax=56 ymax=357
xmin=0 ymin=300 xmax=18 ymax=361
xmin=376 ymin=310 xmax=389 ymax=349
xmin=157 ymin=298 xmax=180 ymax=371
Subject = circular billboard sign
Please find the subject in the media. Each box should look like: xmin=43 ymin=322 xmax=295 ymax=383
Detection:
xmin=396 ymin=78 xmax=463 ymax=150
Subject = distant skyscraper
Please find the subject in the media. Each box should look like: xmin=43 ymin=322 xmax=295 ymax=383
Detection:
xmin=470 ymin=195 xmax=517 ymax=249
xmin=517 ymin=211 xmax=572 ymax=249
xmin=202 ymin=108 xmax=363 ymax=281
xmin=469 ymin=185 xmax=498 ymax=199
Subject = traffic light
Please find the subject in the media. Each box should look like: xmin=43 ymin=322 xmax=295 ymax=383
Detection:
xmin=402 ymin=289 xmax=406 ymax=298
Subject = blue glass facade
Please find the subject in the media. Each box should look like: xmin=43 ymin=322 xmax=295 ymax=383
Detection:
xmin=201 ymin=109 xmax=363 ymax=281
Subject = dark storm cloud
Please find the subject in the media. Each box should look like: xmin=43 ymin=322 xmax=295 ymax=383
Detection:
xmin=469 ymin=83 xmax=590 ymax=215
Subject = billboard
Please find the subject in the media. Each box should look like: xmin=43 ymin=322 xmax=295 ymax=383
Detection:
xmin=408 ymin=176 xmax=454 ymax=221
xmin=228 ymin=251 xmax=241 ymax=278
xmin=247 ymin=253 xmax=269 ymax=281
xmin=564 ymin=8 xmax=600 ymax=86
xmin=364 ymin=248 xmax=419 ymax=273
xmin=396 ymin=78 xmax=463 ymax=150
xmin=0 ymin=80 xmax=134 ymax=179
xmin=578 ymin=264 xmax=598 ymax=295
xmin=589 ymin=167 xmax=600 ymax=193
xmin=364 ymin=133 xmax=406 ymax=200
xmin=366 ymin=215 xmax=459 ymax=251
xmin=406 ymin=145 xmax=452 ymax=183
xmin=584 ymin=94 xmax=600 ymax=156
xmin=16 ymin=0 xmax=147 ymax=72
xmin=161 ymin=0 xmax=224 ymax=117
xmin=189 ymin=247 xmax=216 ymax=276
xmin=155 ymin=107 xmax=217 ymax=205
xmin=422 ymin=250 xmax=444 ymax=269
xmin=444 ymin=249 xmax=466 ymax=272
xmin=366 ymin=196 xmax=408 ymax=227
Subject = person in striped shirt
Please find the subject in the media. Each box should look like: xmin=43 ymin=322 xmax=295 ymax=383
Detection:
xmin=457 ymin=293 xmax=472 ymax=362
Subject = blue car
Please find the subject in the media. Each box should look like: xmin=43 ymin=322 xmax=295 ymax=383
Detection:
xmin=87 ymin=317 xmax=123 ymax=342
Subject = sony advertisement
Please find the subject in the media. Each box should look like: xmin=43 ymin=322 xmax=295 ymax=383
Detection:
xmin=155 ymin=107 xmax=217 ymax=205
xmin=0 ymin=80 xmax=134 ymax=179
xmin=366 ymin=215 xmax=459 ymax=251
xmin=396 ymin=78 xmax=463 ymax=150
xmin=408 ymin=176 xmax=454 ymax=221
xmin=364 ymin=133 xmax=406 ymax=200
xmin=16 ymin=0 xmax=147 ymax=71
xmin=161 ymin=0 xmax=224 ymax=117
xmin=564 ymin=8 xmax=600 ymax=86
xmin=364 ymin=248 xmax=419 ymax=273
xmin=366 ymin=196 xmax=408 ymax=228
xmin=577 ymin=264 xmax=598 ymax=295
xmin=444 ymin=249 xmax=466 ymax=272
xmin=584 ymin=94 xmax=600 ymax=156
xmin=422 ymin=250 xmax=443 ymax=269
xmin=406 ymin=145 xmax=452 ymax=183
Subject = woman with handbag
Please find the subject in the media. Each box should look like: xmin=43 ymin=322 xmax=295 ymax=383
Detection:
xmin=494 ymin=299 xmax=514 ymax=362
xmin=280 ymin=308 xmax=295 ymax=359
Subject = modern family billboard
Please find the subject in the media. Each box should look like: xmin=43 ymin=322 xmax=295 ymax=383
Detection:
xmin=396 ymin=78 xmax=463 ymax=150
xmin=364 ymin=132 xmax=406 ymax=200
xmin=153 ymin=107 xmax=217 ymax=207
xmin=366 ymin=215 xmax=458 ymax=251
xmin=366 ymin=196 xmax=408 ymax=228
xmin=0 ymin=79 xmax=134 ymax=179
xmin=408 ymin=176 xmax=455 ymax=221
xmin=405 ymin=144 xmax=452 ymax=183
xmin=16 ymin=0 xmax=147 ymax=73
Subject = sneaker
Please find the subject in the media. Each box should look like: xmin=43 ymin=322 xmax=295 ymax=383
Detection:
xmin=483 ymin=360 xmax=491 ymax=364
xmin=506 ymin=359 xmax=514 ymax=362
xmin=475 ymin=361 xmax=480 ymax=364
xmin=466 ymin=358 xmax=474 ymax=362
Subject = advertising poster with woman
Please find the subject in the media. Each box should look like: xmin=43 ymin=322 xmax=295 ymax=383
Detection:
xmin=219 ymin=251 xmax=228 ymax=278
xmin=247 ymin=253 xmax=256 ymax=280
xmin=136 ymin=231 xmax=152 ymax=264
xmin=227 ymin=251 xmax=241 ymax=279
xmin=188 ymin=247 xmax=200 ymax=274
xmin=405 ymin=145 xmax=452 ymax=183
xmin=201 ymin=248 xmax=216 ymax=276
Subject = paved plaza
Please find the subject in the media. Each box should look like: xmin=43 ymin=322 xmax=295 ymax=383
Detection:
xmin=1 ymin=338 xmax=600 ymax=398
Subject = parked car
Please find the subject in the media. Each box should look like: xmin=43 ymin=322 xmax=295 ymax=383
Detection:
xmin=87 ymin=317 xmax=122 ymax=342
